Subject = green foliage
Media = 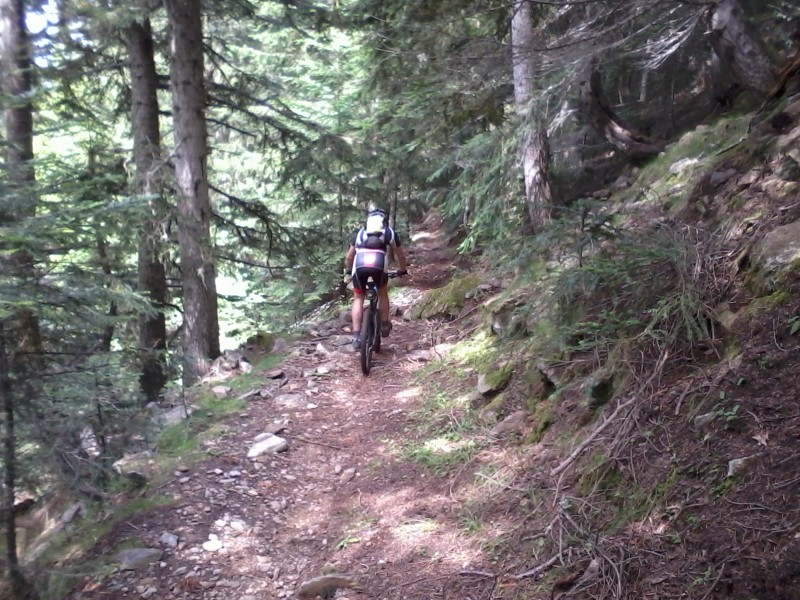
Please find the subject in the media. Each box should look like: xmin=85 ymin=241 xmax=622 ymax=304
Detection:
xmin=400 ymin=434 xmax=479 ymax=476
xmin=439 ymin=127 xmax=528 ymax=251
xmin=157 ymin=391 xmax=248 ymax=457
xmin=584 ymin=462 xmax=679 ymax=534
xmin=553 ymin=225 xmax=725 ymax=366
xmin=227 ymin=353 xmax=284 ymax=391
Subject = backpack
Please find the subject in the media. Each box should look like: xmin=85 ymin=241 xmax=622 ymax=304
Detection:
xmin=357 ymin=214 xmax=388 ymax=250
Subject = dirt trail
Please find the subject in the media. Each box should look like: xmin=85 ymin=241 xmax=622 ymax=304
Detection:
xmin=69 ymin=213 xmax=500 ymax=600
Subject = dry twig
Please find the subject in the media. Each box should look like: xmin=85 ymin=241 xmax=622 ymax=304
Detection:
xmin=513 ymin=553 xmax=562 ymax=580
xmin=550 ymin=350 xmax=669 ymax=478
xmin=699 ymin=562 xmax=727 ymax=600
xmin=459 ymin=570 xmax=495 ymax=578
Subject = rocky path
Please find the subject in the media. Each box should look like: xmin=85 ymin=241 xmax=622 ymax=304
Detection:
xmin=69 ymin=215 xmax=499 ymax=600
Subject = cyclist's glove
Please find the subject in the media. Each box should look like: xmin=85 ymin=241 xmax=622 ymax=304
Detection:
xmin=397 ymin=269 xmax=408 ymax=276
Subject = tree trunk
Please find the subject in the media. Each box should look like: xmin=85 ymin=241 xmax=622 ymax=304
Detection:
xmin=581 ymin=64 xmax=663 ymax=159
xmin=165 ymin=0 xmax=220 ymax=386
xmin=707 ymin=0 xmax=775 ymax=95
xmin=520 ymin=125 xmax=552 ymax=231
xmin=128 ymin=14 xmax=168 ymax=401
xmin=0 ymin=0 xmax=42 ymax=358
xmin=1 ymin=2 xmax=41 ymax=592
xmin=511 ymin=0 xmax=552 ymax=234
xmin=0 ymin=324 xmax=27 ymax=599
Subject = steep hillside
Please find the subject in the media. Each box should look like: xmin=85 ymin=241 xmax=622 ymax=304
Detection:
xmin=23 ymin=98 xmax=800 ymax=600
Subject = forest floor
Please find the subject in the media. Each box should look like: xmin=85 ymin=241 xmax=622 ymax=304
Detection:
xmin=61 ymin=191 xmax=800 ymax=600
xmin=65 ymin=211 xmax=517 ymax=600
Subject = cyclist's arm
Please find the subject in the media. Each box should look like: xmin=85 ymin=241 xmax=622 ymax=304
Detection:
xmin=389 ymin=228 xmax=408 ymax=272
xmin=394 ymin=244 xmax=408 ymax=272
xmin=344 ymin=245 xmax=356 ymax=272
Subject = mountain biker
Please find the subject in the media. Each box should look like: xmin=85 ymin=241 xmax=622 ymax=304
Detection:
xmin=344 ymin=206 xmax=408 ymax=350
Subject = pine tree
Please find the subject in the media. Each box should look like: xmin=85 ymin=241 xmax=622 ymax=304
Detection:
xmin=165 ymin=0 xmax=221 ymax=385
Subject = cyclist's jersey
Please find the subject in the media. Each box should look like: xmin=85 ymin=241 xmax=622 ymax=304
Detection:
xmin=351 ymin=226 xmax=401 ymax=275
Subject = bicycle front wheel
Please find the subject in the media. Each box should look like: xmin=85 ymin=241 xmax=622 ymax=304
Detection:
xmin=360 ymin=306 xmax=374 ymax=375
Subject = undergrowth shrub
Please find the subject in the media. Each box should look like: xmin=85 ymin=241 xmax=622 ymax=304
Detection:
xmin=554 ymin=223 xmax=731 ymax=371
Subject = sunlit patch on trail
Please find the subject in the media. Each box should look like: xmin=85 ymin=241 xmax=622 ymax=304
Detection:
xmin=394 ymin=386 xmax=420 ymax=401
xmin=410 ymin=231 xmax=437 ymax=243
xmin=391 ymin=518 xmax=440 ymax=545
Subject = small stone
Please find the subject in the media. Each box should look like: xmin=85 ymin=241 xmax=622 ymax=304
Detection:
xmin=202 ymin=539 xmax=224 ymax=552
xmin=212 ymin=385 xmax=231 ymax=399
xmin=339 ymin=468 xmax=356 ymax=483
xmin=141 ymin=586 xmax=158 ymax=599
xmin=274 ymin=393 xmax=306 ymax=409
xmin=693 ymin=412 xmax=716 ymax=429
xmin=247 ymin=435 xmax=289 ymax=458
xmin=117 ymin=548 xmax=163 ymax=570
xmin=265 ymin=421 xmax=288 ymax=435
xmin=159 ymin=532 xmax=179 ymax=548
xmin=728 ymin=454 xmax=760 ymax=477
xmin=709 ymin=168 xmax=737 ymax=188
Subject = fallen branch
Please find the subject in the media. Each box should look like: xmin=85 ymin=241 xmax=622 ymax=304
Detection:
xmin=714 ymin=137 xmax=745 ymax=156
xmin=550 ymin=395 xmax=637 ymax=478
xmin=513 ymin=553 xmax=561 ymax=580
xmin=459 ymin=570 xmax=495 ymax=578
xmin=452 ymin=304 xmax=481 ymax=323
xmin=551 ymin=350 xmax=669 ymax=478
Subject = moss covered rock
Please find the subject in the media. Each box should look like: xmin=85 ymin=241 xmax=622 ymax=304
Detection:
xmin=477 ymin=365 xmax=513 ymax=396
xmin=523 ymin=365 xmax=556 ymax=411
xmin=411 ymin=275 xmax=480 ymax=320
xmin=245 ymin=331 xmax=275 ymax=352
xmin=749 ymin=220 xmax=800 ymax=294
xmin=525 ymin=399 xmax=554 ymax=445
xmin=476 ymin=392 xmax=507 ymax=425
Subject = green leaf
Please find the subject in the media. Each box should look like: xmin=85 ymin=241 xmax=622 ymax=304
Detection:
xmin=790 ymin=319 xmax=800 ymax=336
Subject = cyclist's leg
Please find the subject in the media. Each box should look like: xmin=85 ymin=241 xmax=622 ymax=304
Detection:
xmin=378 ymin=273 xmax=392 ymax=336
xmin=351 ymin=270 xmax=366 ymax=348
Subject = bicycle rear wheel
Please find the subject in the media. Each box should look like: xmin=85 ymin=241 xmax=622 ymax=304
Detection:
xmin=360 ymin=305 xmax=374 ymax=375
xmin=374 ymin=307 xmax=382 ymax=353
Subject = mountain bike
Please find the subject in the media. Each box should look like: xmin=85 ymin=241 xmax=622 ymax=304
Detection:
xmin=360 ymin=271 xmax=399 ymax=375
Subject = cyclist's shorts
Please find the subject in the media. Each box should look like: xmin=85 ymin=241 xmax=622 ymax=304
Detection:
xmin=353 ymin=266 xmax=388 ymax=294
xmin=354 ymin=249 xmax=386 ymax=271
